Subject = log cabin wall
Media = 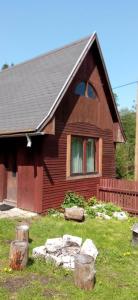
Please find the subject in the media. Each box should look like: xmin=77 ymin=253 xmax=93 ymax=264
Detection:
xmin=42 ymin=48 xmax=116 ymax=212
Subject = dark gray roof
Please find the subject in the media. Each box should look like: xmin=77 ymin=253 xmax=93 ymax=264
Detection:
xmin=0 ymin=36 xmax=91 ymax=134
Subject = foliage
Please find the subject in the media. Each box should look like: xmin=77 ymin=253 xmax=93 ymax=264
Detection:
xmin=62 ymin=192 xmax=122 ymax=218
xmin=0 ymin=216 xmax=138 ymax=299
xmin=104 ymin=202 xmax=122 ymax=213
xmin=116 ymin=107 xmax=136 ymax=179
xmin=92 ymin=202 xmax=122 ymax=217
xmin=1 ymin=63 xmax=9 ymax=70
xmin=1 ymin=63 xmax=14 ymax=70
xmin=85 ymin=206 xmax=96 ymax=218
xmin=62 ymin=191 xmax=86 ymax=208
xmin=47 ymin=208 xmax=60 ymax=216
xmin=87 ymin=196 xmax=98 ymax=206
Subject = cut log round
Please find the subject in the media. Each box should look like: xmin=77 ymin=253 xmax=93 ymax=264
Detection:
xmin=74 ymin=254 xmax=96 ymax=290
xmin=132 ymin=223 xmax=138 ymax=246
xmin=16 ymin=224 xmax=29 ymax=242
xmin=9 ymin=240 xmax=29 ymax=270
xmin=64 ymin=207 xmax=84 ymax=222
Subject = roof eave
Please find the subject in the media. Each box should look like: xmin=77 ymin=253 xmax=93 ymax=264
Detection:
xmin=0 ymin=129 xmax=44 ymax=138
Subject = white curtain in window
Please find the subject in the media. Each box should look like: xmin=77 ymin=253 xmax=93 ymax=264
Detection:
xmin=72 ymin=137 xmax=83 ymax=173
xmin=86 ymin=139 xmax=95 ymax=172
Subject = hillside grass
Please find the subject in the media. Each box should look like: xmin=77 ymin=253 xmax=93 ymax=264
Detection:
xmin=0 ymin=215 xmax=138 ymax=299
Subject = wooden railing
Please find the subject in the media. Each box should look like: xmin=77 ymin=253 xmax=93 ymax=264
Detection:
xmin=97 ymin=178 xmax=138 ymax=214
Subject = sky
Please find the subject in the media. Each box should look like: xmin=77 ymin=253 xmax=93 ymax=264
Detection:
xmin=0 ymin=0 xmax=138 ymax=109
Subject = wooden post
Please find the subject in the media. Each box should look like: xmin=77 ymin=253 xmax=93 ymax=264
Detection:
xmin=135 ymin=83 xmax=138 ymax=180
xmin=16 ymin=224 xmax=29 ymax=242
xmin=9 ymin=240 xmax=29 ymax=270
xmin=74 ymin=254 xmax=96 ymax=290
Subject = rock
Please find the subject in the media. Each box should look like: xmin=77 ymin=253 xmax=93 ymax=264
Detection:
xmin=62 ymin=246 xmax=80 ymax=256
xmin=80 ymin=239 xmax=98 ymax=260
xmin=33 ymin=234 xmax=98 ymax=270
xmin=61 ymin=255 xmax=73 ymax=263
xmin=92 ymin=204 xmax=104 ymax=209
xmin=32 ymin=246 xmax=46 ymax=258
xmin=63 ymin=234 xmax=82 ymax=247
xmin=45 ymin=253 xmax=62 ymax=266
xmin=64 ymin=207 xmax=84 ymax=221
xmin=63 ymin=262 xmax=75 ymax=269
xmin=103 ymin=214 xmax=111 ymax=220
xmin=45 ymin=238 xmax=63 ymax=253
xmin=96 ymin=212 xmax=111 ymax=220
xmin=113 ymin=211 xmax=128 ymax=220
xmin=61 ymin=255 xmax=75 ymax=269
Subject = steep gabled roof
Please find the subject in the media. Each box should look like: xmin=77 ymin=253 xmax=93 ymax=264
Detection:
xmin=0 ymin=33 xmax=125 ymax=140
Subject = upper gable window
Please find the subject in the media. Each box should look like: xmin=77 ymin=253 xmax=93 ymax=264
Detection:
xmin=75 ymin=81 xmax=96 ymax=99
xmin=87 ymin=83 xmax=96 ymax=99
xmin=75 ymin=81 xmax=86 ymax=96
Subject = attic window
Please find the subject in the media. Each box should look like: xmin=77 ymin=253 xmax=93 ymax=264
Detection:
xmin=75 ymin=81 xmax=86 ymax=96
xmin=75 ymin=81 xmax=96 ymax=99
xmin=87 ymin=83 xmax=96 ymax=99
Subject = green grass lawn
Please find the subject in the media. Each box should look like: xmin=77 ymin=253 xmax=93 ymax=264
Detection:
xmin=0 ymin=215 xmax=138 ymax=300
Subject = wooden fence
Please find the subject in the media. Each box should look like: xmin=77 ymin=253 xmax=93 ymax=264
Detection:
xmin=97 ymin=178 xmax=138 ymax=214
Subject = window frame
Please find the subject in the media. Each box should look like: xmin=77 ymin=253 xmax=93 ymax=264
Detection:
xmin=70 ymin=135 xmax=99 ymax=177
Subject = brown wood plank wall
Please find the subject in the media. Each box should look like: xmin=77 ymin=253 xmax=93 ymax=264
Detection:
xmin=42 ymin=122 xmax=115 ymax=212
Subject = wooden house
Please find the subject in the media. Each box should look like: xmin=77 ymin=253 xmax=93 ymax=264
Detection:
xmin=0 ymin=33 xmax=125 ymax=213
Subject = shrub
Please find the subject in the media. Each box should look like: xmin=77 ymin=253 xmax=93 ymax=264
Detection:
xmin=47 ymin=208 xmax=60 ymax=215
xmin=85 ymin=206 xmax=96 ymax=218
xmin=87 ymin=196 xmax=98 ymax=206
xmin=62 ymin=191 xmax=86 ymax=208
xmin=104 ymin=203 xmax=122 ymax=214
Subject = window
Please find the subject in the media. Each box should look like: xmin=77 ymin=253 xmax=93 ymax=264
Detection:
xmin=86 ymin=138 xmax=95 ymax=172
xmin=87 ymin=83 xmax=96 ymax=99
xmin=75 ymin=81 xmax=97 ymax=99
xmin=71 ymin=136 xmax=97 ymax=175
xmin=75 ymin=81 xmax=86 ymax=96
xmin=71 ymin=137 xmax=83 ymax=174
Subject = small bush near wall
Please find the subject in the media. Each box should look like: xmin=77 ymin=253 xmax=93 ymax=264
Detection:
xmin=62 ymin=192 xmax=86 ymax=208
xmin=61 ymin=192 xmax=123 ymax=219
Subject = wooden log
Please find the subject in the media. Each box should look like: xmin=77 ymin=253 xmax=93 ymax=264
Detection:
xmin=64 ymin=207 xmax=84 ymax=221
xmin=132 ymin=223 xmax=138 ymax=246
xmin=9 ymin=240 xmax=29 ymax=270
xmin=16 ymin=224 xmax=29 ymax=242
xmin=74 ymin=254 xmax=95 ymax=290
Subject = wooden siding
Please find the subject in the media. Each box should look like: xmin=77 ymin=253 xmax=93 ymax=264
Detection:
xmin=97 ymin=178 xmax=138 ymax=214
xmin=42 ymin=122 xmax=115 ymax=211
xmin=42 ymin=47 xmax=116 ymax=212
xmin=0 ymin=137 xmax=43 ymax=213
xmin=57 ymin=51 xmax=114 ymax=131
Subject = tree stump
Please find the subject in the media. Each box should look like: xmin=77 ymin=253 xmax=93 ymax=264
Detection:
xmin=9 ymin=240 xmax=29 ymax=270
xmin=132 ymin=223 xmax=138 ymax=246
xmin=74 ymin=254 xmax=95 ymax=290
xmin=16 ymin=224 xmax=29 ymax=242
xmin=64 ymin=207 xmax=84 ymax=222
